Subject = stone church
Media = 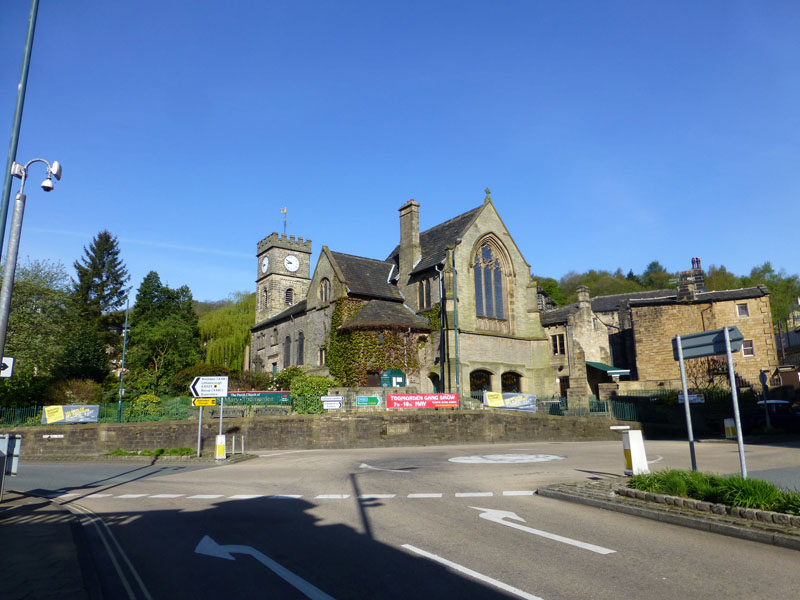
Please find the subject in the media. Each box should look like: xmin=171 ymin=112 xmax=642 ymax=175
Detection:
xmin=250 ymin=191 xmax=556 ymax=398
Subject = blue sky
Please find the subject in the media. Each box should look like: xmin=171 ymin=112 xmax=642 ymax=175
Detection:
xmin=2 ymin=1 xmax=798 ymax=302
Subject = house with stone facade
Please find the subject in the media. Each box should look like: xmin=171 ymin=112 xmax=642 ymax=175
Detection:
xmin=539 ymin=262 xmax=780 ymax=398
xmin=250 ymin=191 xmax=556 ymax=399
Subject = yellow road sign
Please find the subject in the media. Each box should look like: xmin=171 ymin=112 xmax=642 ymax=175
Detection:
xmin=192 ymin=397 xmax=217 ymax=407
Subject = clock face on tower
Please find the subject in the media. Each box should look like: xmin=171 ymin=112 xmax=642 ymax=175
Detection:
xmin=284 ymin=255 xmax=300 ymax=272
xmin=261 ymin=256 xmax=269 ymax=274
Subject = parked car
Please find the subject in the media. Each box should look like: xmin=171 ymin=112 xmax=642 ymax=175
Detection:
xmin=750 ymin=400 xmax=800 ymax=433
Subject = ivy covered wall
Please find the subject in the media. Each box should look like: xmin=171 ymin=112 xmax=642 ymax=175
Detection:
xmin=326 ymin=298 xmax=426 ymax=386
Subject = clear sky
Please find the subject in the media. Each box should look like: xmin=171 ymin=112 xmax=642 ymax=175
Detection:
xmin=2 ymin=1 xmax=798 ymax=302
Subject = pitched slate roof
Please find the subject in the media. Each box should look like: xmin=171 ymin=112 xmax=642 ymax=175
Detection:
xmin=330 ymin=251 xmax=403 ymax=301
xmin=628 ymin=285 xmax=770 ymax=306
xmin=253 ymin=299 xmax=308 ymax=329
xmin=540 ymin=289 xmax=675 ymax=326
xmin=386 ymin=205 xmax=482 ymax=275
xmin=338 ymin=299 xmax=431 ymax=332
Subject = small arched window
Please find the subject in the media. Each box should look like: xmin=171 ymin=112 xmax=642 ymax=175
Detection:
xmin=319 ymin=278 xmax=331 ymax=303
xmin=473 ymin=241 xmax=507 ymax=320
xmin=502 ymin=372 xmax=521 ymax=393
xmin=285 ymin=288 xmax=294 ymax=306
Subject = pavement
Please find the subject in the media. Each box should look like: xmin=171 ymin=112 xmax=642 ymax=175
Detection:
xmin=0 ymin=490 xmax=98 ymax=599
xmin=3 ymin=462 xmax=800 ymax=599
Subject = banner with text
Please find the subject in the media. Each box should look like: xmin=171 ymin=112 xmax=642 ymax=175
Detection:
xmin=483 ymin=392 xmax=537 ymax=410
xmin=42 ymin=405 xmax=100 ymax=425
xmin=386 ymin=393 xmax=459 ymax=409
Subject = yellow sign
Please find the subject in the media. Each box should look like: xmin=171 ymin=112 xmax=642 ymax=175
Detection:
xmin=44 ymin=405 xmax=65 ymax=424
xmin=485 ymin=392 xmax=504 ymax=407
xmin=192 ymin=397 xmax=217 ymax=407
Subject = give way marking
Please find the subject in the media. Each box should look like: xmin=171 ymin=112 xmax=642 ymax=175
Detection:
xmin=471 ymin=507 xmax=616 ymax=555
xmin=195 ymin=535 xmax=335 ymax=600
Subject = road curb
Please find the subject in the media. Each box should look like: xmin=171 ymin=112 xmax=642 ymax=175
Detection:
xmin=537 ymin=482 xmax=800 ymax=552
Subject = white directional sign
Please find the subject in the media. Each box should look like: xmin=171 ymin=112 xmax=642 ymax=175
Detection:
xmin=190 ymin=376 xmax=229 ymax=398
xmin=321 ymin=395 xmax=343 ymax=410
xmin=1 ymin=356 xmax=14 ymax=378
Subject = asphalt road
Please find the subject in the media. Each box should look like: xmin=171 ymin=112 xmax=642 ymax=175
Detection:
xmin=12 ymin=439 xmax=800 ymax=600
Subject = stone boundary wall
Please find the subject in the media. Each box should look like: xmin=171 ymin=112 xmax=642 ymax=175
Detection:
xmin=6 ymin=411 xmax=630 ymax=457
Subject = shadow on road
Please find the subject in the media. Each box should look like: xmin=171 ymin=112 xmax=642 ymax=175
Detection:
xmin=71 ymin=494 xmax=526 ymax=599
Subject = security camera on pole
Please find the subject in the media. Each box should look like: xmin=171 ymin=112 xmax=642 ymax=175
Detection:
xmin=0 ymin=158 xmax=62 ymax=367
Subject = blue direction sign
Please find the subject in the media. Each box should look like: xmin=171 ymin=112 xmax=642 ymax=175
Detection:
xmin=672 ymin=326 xmax=744 ymax=361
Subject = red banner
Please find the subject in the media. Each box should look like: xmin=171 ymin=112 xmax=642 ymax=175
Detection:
xmin=386 ymin=393 xmax=459 ymax=409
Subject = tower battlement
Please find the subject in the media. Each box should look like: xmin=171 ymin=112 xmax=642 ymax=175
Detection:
xmin=257 ymin=232 xmax=312 ymax=254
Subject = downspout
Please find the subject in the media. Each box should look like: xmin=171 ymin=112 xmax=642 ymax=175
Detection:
xmin=452 ymin=246 xmax=461 ymax=403
xmin=435 ymin=263 xmax=446 ymax=392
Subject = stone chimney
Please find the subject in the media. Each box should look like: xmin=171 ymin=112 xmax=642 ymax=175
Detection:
xmin=576 ymin=285 xmax=591 ymax=309
xmin=677 ymin=257 xmax=707 ymax=302
xmin=398 ymin=199 xmax=421 ymax=285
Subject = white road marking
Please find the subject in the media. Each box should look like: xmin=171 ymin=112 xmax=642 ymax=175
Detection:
xmin=648 ymin=455 xmax=664 ymax=464
xmin=229 ymin=494 xmax=264 ymax=500
xmin=408 ymin=493 xmax=443 ymax=498
xmin=503 ymin=491 xmax=536 ymax=496
xmin=55 ymin=493 xmax=79 ymax=499
xmin=196 ymin=535 xmax=335 ymax=600
xmin=450 ymin=453 xmax=566 ymax=464
xmin=117 ymin=494 xmax=147 ymax=499
xmin=359 ymin=462 xmax=409 ymax=473
xmin=149 ymin=494 xmax=184 ymax=498
xmin=85 ymin=493 xmax=113 ymax=498
xmin=455 ymin=492 xmax=493 ymax=498
xmin=188 ymin=494 xmax=224 ymax=499
xmin=315 ymin=494 xmax=350 ymax=499
xmin=358 ymin=494 xmax=396 ymax=499
xmin=471 ymin=507 xmax=615 ymax=555
xmin=268 ymin=495 xmax=303 ymax=499
xmin=73 ymin=490 xmax=540 ymax=502
xmin=256 ymin=450 xmax=313 ymax=458
xmin=402 ymin=544 xmax=544 ymax=600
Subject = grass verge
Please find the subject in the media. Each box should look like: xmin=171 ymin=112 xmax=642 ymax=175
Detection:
xmin=630 ymin=469 xmax=800 ymax=515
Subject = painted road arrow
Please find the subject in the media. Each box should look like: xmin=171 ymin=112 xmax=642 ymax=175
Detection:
xmin=195 ymin=535 xmax=335 ymax=599
xmin=470 ymin=507 xmax=616 ymax=555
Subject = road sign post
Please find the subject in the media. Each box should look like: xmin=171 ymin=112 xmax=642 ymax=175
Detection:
xmin=197 ymin=406 xmax=203 ymax=457
xmin=190 ymin=377 xmax=229 ymax=441
xmin=673 ymin=326 xmax=746 ymax=476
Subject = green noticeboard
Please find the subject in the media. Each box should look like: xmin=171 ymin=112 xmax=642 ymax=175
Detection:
xmin=380 ymin=369 xmax=406 ymax=387
xmin=227 ymin=391 xmax=291 ymax=405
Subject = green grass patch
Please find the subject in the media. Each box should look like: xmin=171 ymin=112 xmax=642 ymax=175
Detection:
xmin=105 ymin=446 xmax=195 ymax=457
xmin=630 ymin=469 xmax=800 ymax=514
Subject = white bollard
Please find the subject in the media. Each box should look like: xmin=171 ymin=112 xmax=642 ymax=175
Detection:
xmin=215 ymin=434 xmax=226 ymax=460
xmin=621 ymin=429 xmax=649 ymax=475
xmin=724 ymin=418 xmax=737 ymax=440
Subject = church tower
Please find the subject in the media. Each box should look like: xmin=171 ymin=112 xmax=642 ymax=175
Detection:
xmin=255 ymin=233 xmax=312 ymax=323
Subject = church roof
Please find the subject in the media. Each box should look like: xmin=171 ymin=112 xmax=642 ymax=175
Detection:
xmin=329 ymin=251 xmax=403 ymax=301
xmin=385 ymin=204 xmax=482 ymax=275
xmin=338 ymin=299 xmax=431 ymax=332
xmin=253 ymin=298 xmax=308 ymax=329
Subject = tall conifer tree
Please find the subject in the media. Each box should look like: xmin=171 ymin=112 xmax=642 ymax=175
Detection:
xmin=73 ymin=230 xmax=131 ymax=322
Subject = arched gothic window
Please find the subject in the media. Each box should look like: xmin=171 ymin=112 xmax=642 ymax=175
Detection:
xmin=283 ymin=336 xmax=292 ymax=368
xmin=285 ymin=288 xmax=294 ymax=306
xmin=319 ymin=278 xmax=331 ymax=303
xmin=297 ymin=332 xmax=304 ymax=365
xmin=473 ymin=242 xmax=507 ymax=320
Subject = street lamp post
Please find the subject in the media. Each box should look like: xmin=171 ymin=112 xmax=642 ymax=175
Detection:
xmin=0 ymin=158 xmax=62 ymax=363
xmin=117 ymin=300 xmax=130 ymax=422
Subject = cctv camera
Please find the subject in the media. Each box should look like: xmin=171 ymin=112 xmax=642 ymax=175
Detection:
xmin=41 ymin=178 xmax=54 ymax=192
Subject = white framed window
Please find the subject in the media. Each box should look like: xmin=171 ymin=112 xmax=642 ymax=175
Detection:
xmin=736 ymin=303 xmax=749 ymax=317
xmin=742 ymin=340 xmax=754 ymax=357
xmin=551 ymin=333 xmax=566 ymax=355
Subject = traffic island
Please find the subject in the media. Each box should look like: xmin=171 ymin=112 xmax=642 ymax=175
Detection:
xmin=537 ymin=478 xmax=800 ymax=551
